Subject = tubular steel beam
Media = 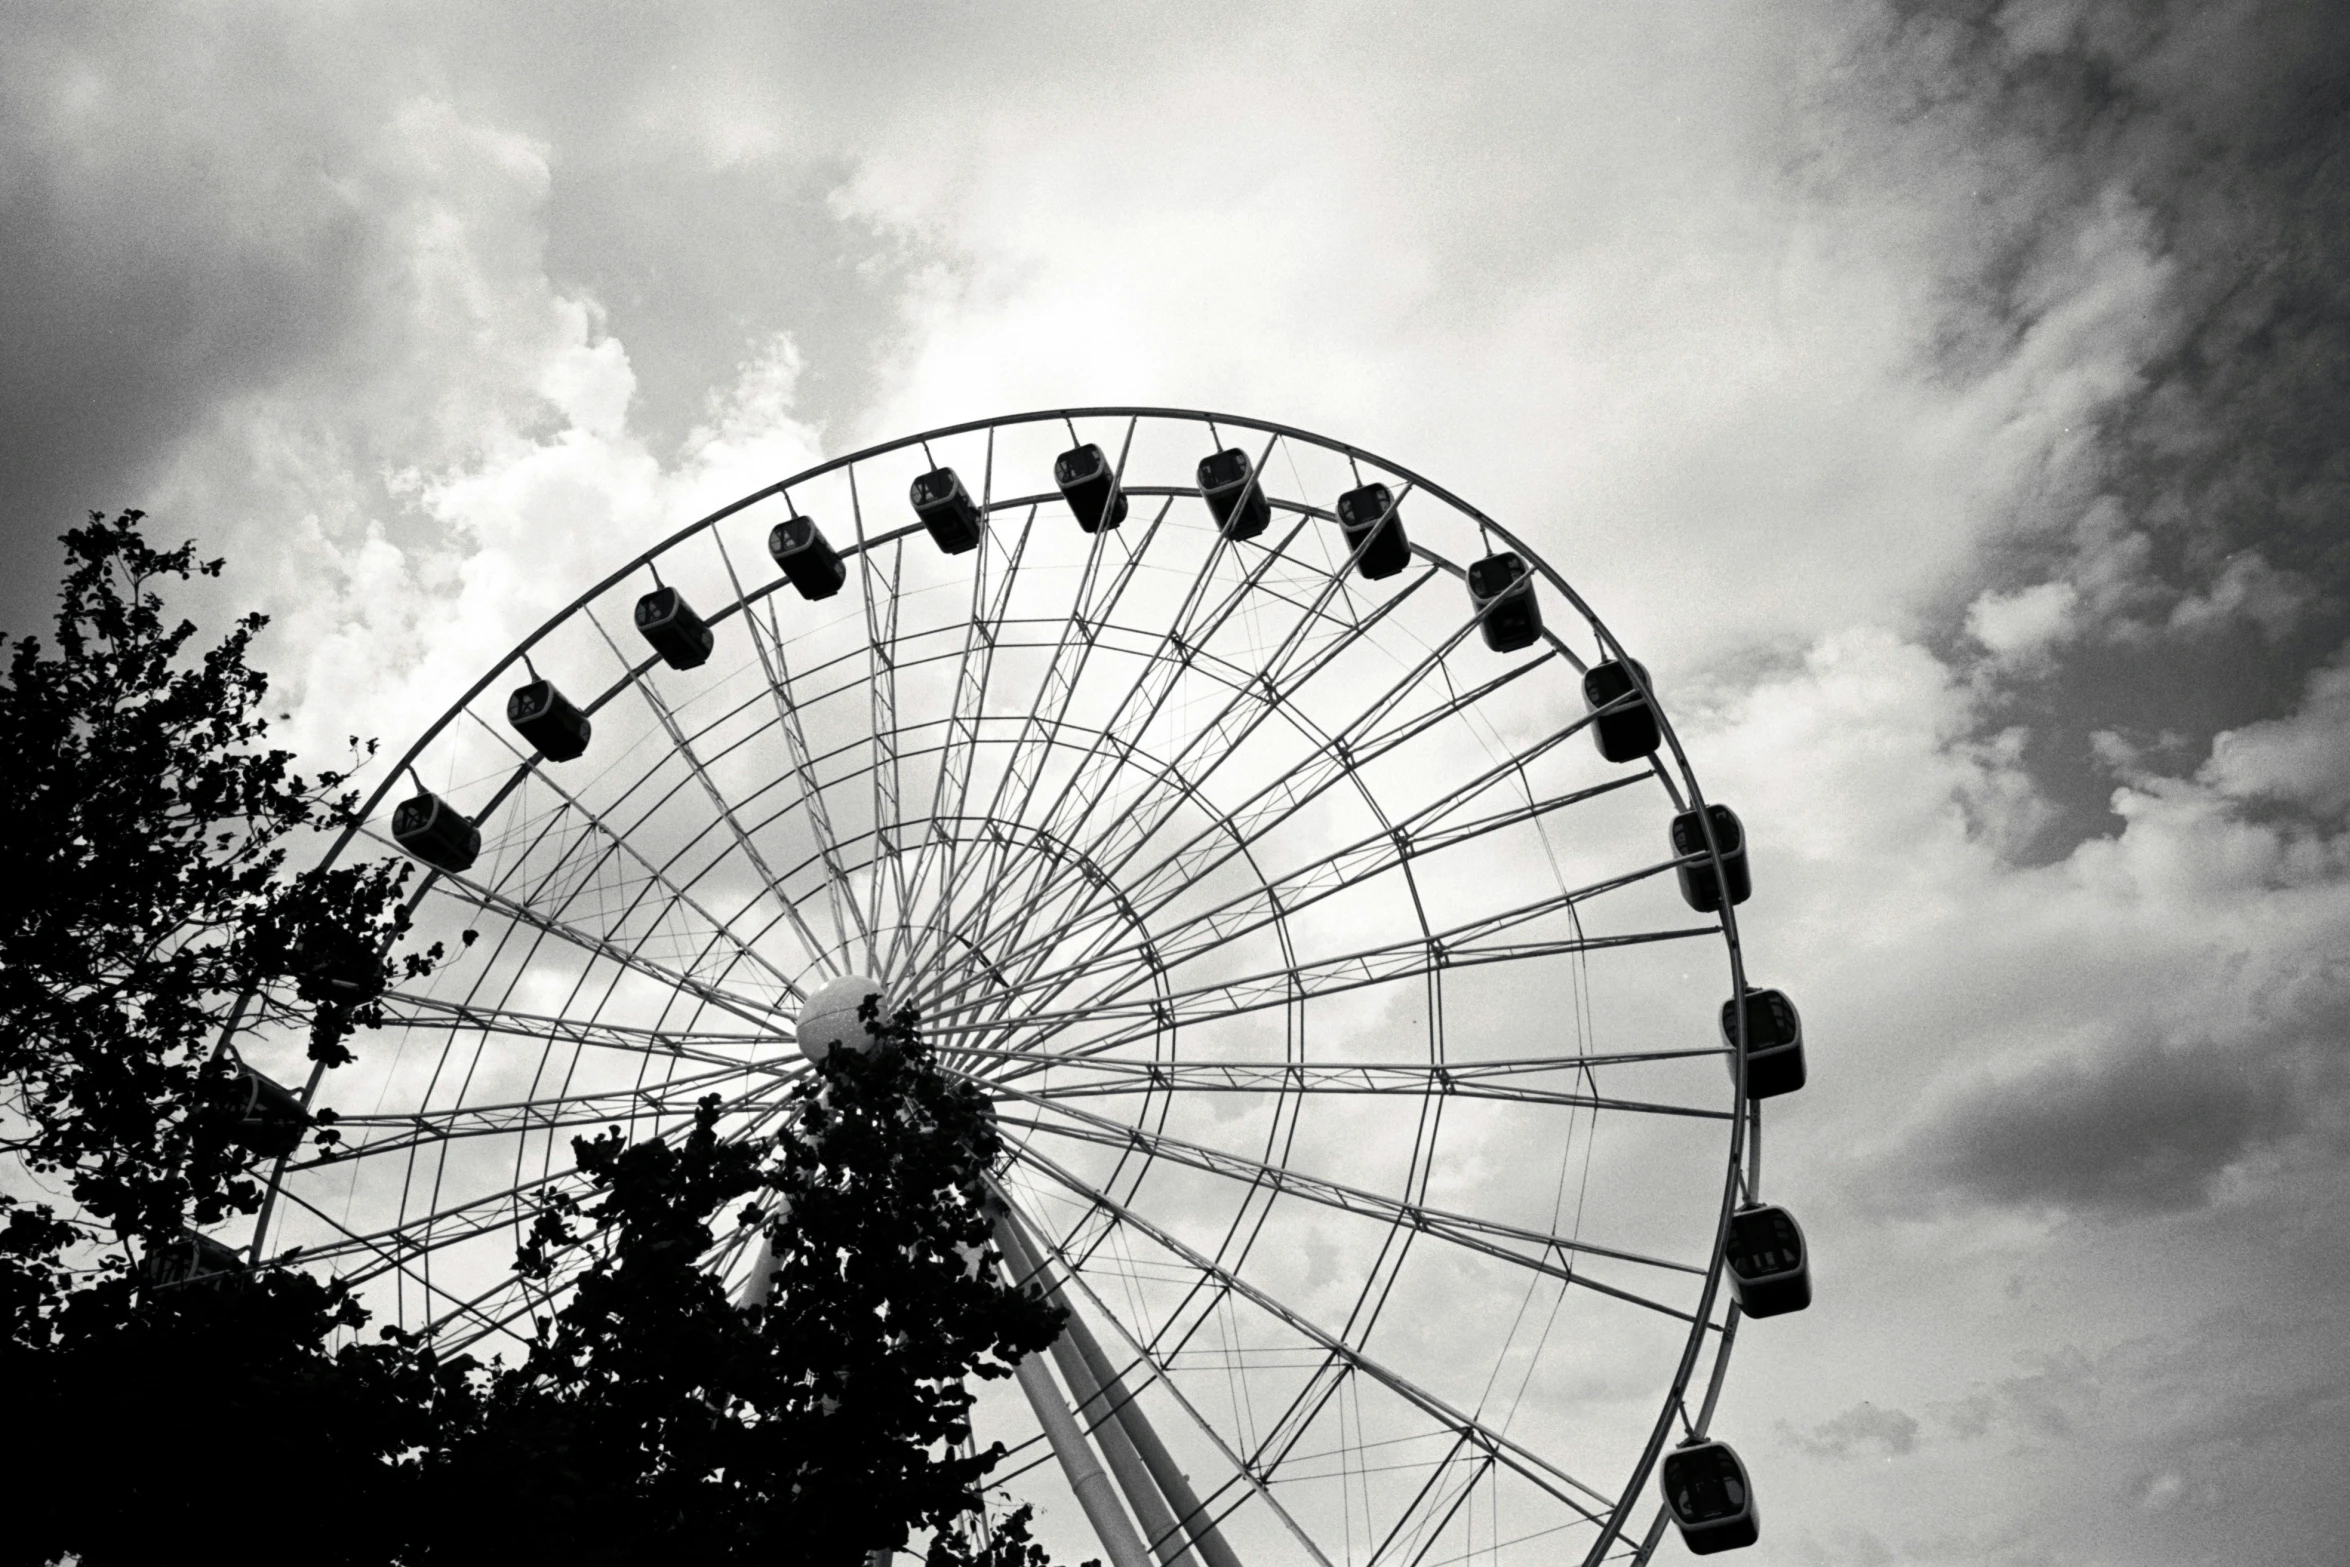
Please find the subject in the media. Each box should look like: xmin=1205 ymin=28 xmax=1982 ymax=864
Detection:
xmin=997 ymin=1221 xmax=1203 ymax=1567
xmin=1014 ymin=1348 xmax=1154 ymax=1567
xmin=1000 ymin=1213 xmax=1246 ymax=1567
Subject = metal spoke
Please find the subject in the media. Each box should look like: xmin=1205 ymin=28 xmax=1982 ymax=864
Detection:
xmin=991 ymin=1088 xmax=1709 ymax=1314
xmin=957 ymin=494 xmax=1308 ymax=981
xmin=853 ymin=466 xmax=910 ymax=966
xmin=358 ymin=825 xmax=792 ymax=1033
xmin=918 ymin=622 xmax=1568 ymax=1022
xmin=928 ymin=871 xmax=1713 ymax=1040
xmin=371 ymin=991 xmax=779 ymax=1062
xmin=301 ymin=1076 xmax=783 ymax=1285
xmin=979 ymin=1052 xmax=1732 ymax=1119
xmin=311 ymin=1069 xmax=790 ymax=1166
xmin=713 ymin=524 xmax=871 ymax=965
xmin=983 ymin=547 xmax=1440 ymax=989
xmin=951 ymin=443 xmax=1291 ymax=968
xmin=266 ymin=1180 xmax=537 ymax=1340
xmin=930 ymin=918 xmax=1713 ymax=1071
xmin=1010 ymin=1141 xmax=1619 ymax=1521
xmin=455 ymin=720 xmax=808 ymax=1005
xmin=995 ymin=764 xmax=1651 ymax=1035
xmin=892 ymin=490 xmax=1035 ymax=983
xmin=585 ymin=606 xmax=838 ymax=985
xmin=929 ymin=495 xmax=1180 ymax=964
xmin=284 ymin=1159 xmax=582 ymax=1276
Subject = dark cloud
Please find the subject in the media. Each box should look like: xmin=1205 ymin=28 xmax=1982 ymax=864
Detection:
xmin=0 ymin=2 xmax=925 ymax=637
xmin=1846 ymin=1 xmax=2350 ymax=852
xmin=1897 ymin=1036 xmax=2303 ymax=1217
xmin=0 ymin=10 xmax=386 ymax=634
xmin=539 ymin=151 xmax=918 ymax=456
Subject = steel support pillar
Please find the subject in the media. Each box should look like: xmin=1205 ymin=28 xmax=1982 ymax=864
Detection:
xmin=999 ymin=1221 xmax=1202 ymax=1567
xmin=1001 ymin=1213 xmax=1247 ymax=1567
xmin=1015 ymin=1347 xmax=1154 ymax=1567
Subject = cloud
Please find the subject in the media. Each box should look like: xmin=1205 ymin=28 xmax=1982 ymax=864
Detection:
xmin=1967 ymin=580 xmax=2081 ymax=663
xmin=0 ymin=2 xmax=921 ymax=642
xmin=2201 ymin=654 xmax=2350 ymax=814
xmin=7 ymin=5 xmax=2350 ymax=1563
xmin=1686 ymin=614 xmax=2350 ymax=1227
xmin=0 ymin=8 xmax=389 ymax=631
xmin=1901 ymin=1035 xmax=2301 ymax=1217
xmin=1781 ymin=1401 xmax=1922 ymax=1459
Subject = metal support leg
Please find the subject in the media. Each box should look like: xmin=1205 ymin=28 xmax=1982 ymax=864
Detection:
xmin=1047 ymin=1327 xmax=1200 ymax=1567
xmin=1001 ymin=1214 xmax=1247 ymax=1567
xmin=1015 ymin=1348 xmax=1154 ymax=1567
xmin=1063 ymin=1301 xmax=1248 ymax=1567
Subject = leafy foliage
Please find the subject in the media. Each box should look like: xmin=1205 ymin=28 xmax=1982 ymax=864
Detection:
xmin=2 ymin=515 xmax=1086 ymax=1566
xmin=0 ymin=510 xmax=427 ymax=1249
xmin=428 ymin=1002 xmax=1070 ymax=1566
xmin=0 ymin=512 xmax=453 ymax=1566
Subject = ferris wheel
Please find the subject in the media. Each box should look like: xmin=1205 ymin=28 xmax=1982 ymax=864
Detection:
xmin=238 ymin=408 xmax=1811 ymax=1565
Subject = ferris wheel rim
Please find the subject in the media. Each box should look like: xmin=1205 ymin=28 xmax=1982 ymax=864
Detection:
xmin=247 ymin=405 xmax=1767 ymax=1566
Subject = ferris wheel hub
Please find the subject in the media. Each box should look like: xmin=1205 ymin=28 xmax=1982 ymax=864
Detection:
xmin=795 ymin=972 xmax=889 ymax=1063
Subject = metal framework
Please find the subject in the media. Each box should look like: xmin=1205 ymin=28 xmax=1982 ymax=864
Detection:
xmin=241 ymin=409 xmax=1774 ymax=1566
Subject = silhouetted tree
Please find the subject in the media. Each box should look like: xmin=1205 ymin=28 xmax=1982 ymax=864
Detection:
xmin=0 ymin=511 xmax=458 ymax=1566
xmin=425 ymin=1002 xmax=1070 ymax=1565
xmin=2 ymin=515 xmax=1085 ymax=1567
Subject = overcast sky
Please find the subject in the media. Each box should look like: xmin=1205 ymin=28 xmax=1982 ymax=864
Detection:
xmin=6 ymin=2 xmax=2347 ymax=1563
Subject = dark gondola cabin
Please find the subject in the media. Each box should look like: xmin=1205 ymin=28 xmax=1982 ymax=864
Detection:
xmin=1466 ymin=551 xmax=1542 ymax=652
xmin=507 ymin=677 xmax=591 ymax=762
xmin=1671 ymin=803 xmax=1750 ymax=911
xmin=1724 ymin=1204 xmax=1810 ymax=1318
xmin=769 ymin=513 xmax=846 ymax=599
xmin=1198 ymin=447 xmax=1271 ymax=540
xmin=140 ymin=1231 xmax=247 ymax=1288
xmin=1055 ymin=443 xmax=1128 ymax=533
xmin=635 ymin=585 xmax=715 ymax=669
xmin=911 ymin=466 xmax=983 ymax=554
xmin=392 ymin=789 xmax=479 ymax=875
xmin=1720 ymin=987 xmax=1806 ymax=1099
xmin=1582 ymin=657 xmax=1661 ymax=762
xmin=1661 ymin=1439 xmax=1759 ymax=1554
xmin=1335 ymin=483 xmax=1411 ymax=579
xmin=226 ymin=1062 xmax=312 ymax=1159
xmin=297 ymin=928 xmax=382 ymax=1002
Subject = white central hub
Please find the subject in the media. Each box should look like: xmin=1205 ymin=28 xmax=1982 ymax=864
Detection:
xmin=795 ymin=972 xmax=888 ymax=1063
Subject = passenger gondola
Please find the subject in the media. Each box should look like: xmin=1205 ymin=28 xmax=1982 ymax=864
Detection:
xmin=1720 ymin=987 xmax=1806 ymax=1099
xmin=1198 ymin=447 xmax=1271 ymax=540
xmin=297 ymin=928 xmax=382 ymax=1002
xmin=225 ymin=1061 xmax=312 ymax=1159
xmin=911 ymin=466 xmax=984 ymax=554
xmin=1671 ymin=803 xmax=1750 ymax=911
xmin=1661 ymin=1438 xmax=1759 ymax=1554
xmin=1724 ymin=1203 xmax=1810 ymax=1318
xmin=391 ymin=788 xmax=479 ymax=875
xmin=635 ymin=585 xmax=715 ymax=669
xmin=1055 ymin=443 xmax=1128 ymax=533
xmin=1583 ymin=657 xmax=1661 ymax=762
xmin=1467 ymin=551 xmax=1542 ymax=651
xmin=506 ymin=677 xmax=591 ymax=761
xmin=768 ymin=513 xmax=846 ymax=599
xmin=1335 ymin=482 xmax=1411 ymax=579
xmin=139 ymin=1230 xmax=247 ymax=1288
